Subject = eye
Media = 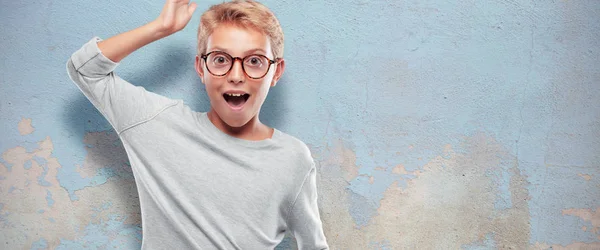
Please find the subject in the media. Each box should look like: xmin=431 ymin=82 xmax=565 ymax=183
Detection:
xmin=214 ymin=56 xmax=227 ymax=64
xmin=210 ymin=53 xmax=230 ymax=65
xmin=245 ymin=55 xmax=265 ymax=67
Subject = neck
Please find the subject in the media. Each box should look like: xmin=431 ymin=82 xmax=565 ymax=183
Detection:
xmin=207 ymin=109 xmax=273 ymax=141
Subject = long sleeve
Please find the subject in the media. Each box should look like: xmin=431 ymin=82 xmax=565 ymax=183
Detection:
xmin=66 ymin=37 xmax=178 ymax=135
xmin=286 ymin=166 xmax=329 ymax=250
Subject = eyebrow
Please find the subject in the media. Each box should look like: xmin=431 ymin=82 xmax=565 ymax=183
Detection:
xmin=208 ymin=47 xmax=267 ymax=55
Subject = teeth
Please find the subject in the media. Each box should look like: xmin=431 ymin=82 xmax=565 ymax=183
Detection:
xmin=226 ymin=93 xmax=244 ymax=97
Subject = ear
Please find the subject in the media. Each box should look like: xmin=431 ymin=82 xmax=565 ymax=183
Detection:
xmin=195 ymin=55 xmax=205 ymax=84
xmin=271 ymin=58 xmax=285 ymax=87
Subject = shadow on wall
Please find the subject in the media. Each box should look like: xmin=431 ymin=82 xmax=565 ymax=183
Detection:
xmin=261 ymin=73 xmax=288 ymax=130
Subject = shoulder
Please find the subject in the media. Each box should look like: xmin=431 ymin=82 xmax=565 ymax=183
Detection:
xmin=275 ymin=130 xmax=315 ymax=170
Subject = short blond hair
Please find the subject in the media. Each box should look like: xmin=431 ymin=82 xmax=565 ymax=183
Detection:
xmin=197 ymin=0 xmax=284 ymax=59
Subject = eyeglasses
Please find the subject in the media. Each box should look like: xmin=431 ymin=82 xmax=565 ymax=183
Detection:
xmin=200 ymin=51 xmax=277 ymax=79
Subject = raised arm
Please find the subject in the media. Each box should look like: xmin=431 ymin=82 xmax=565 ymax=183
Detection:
xmin=66 ymin=0 xmax=198 ymax=135
xmin=98 ymin=0 xmax=197 ymax=62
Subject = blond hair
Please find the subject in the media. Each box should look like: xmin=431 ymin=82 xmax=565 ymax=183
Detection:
xmin=197 ymin=0 xmax=284 ymax=59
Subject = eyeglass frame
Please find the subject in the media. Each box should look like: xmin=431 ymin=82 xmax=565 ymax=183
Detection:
xmin=200 ymin=51 xmax=279 ymax=80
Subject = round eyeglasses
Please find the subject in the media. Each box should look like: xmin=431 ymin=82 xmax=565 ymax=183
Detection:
xmin=200 ymin=51 xmax=277 ymax=79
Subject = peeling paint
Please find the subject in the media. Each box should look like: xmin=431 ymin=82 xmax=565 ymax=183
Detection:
xmin=17 ymin=117 xmax=34 ymax=135
xmin=0 ymin=131 xmax=141 ymax=249
xmin=578 ymin=173 xmax=592 ymax=181
xmin=461 ymin=233 xmax=496 ymax=249
xmin=562 ymin=208 xmax=600 ymax=236
xmin=318 ymin=132 xmax=531 ymax=248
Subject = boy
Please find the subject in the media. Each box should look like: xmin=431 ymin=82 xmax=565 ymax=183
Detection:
xmin=66 ymin=0 xmax=329 ymax=249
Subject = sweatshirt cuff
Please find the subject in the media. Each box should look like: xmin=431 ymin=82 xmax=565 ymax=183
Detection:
xmin=70 ymin=36 xmax=119 ymax=77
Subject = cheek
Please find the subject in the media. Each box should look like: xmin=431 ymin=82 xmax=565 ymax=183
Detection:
xmin=252 ymin=81 xmax=272 ymax=100
xmin=203 ymin=77 xmax=220 ymax=91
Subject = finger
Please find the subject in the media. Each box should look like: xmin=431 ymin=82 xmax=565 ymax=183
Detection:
xmin=188 ymin=2 xmax=197 ymax=16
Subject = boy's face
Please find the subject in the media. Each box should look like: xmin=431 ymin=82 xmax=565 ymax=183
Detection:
xmin=195 ymin=24 xmax=284 ymax=128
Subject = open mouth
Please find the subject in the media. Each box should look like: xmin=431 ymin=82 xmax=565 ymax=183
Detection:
xmin=223 ymin=92 xmax=250 ymax=109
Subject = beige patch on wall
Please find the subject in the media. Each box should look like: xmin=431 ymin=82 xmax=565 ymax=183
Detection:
xmin=578 ymin=174 xmax=592 ymax=181
xmin=17 ymin=117 xmax=34 ymax=135
xmin=562 ymin=208 xmax=600 ymax=236
xmin=316 ymin=139 xmax=368 ymax=249
xmin=0 ymin=125 xmax=140 ymax=249
xmin=317 ymin=132 xmax=531 ymax=249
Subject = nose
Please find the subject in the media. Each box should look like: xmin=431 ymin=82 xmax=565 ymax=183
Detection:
xmin=227 ymin=58 xmax=245 ymax=84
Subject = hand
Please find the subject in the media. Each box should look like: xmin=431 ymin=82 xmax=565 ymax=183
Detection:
xmin=154 ymin=0 xmax=197 ymax=35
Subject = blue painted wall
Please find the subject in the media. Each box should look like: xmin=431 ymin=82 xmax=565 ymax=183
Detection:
xmin=1 ymin=0 xmax=599 ymax=249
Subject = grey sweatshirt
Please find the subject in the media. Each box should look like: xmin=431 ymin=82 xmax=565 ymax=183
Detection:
xmin=66 ymin=37 xmax=328 ymax=250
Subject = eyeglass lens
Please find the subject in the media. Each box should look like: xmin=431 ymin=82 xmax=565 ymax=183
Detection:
xmin=205 ymin=52 xmax=272 ymax=79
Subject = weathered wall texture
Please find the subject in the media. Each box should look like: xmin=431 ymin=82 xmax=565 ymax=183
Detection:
xmin=1 ymin=0 xmax=599 ymax=249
